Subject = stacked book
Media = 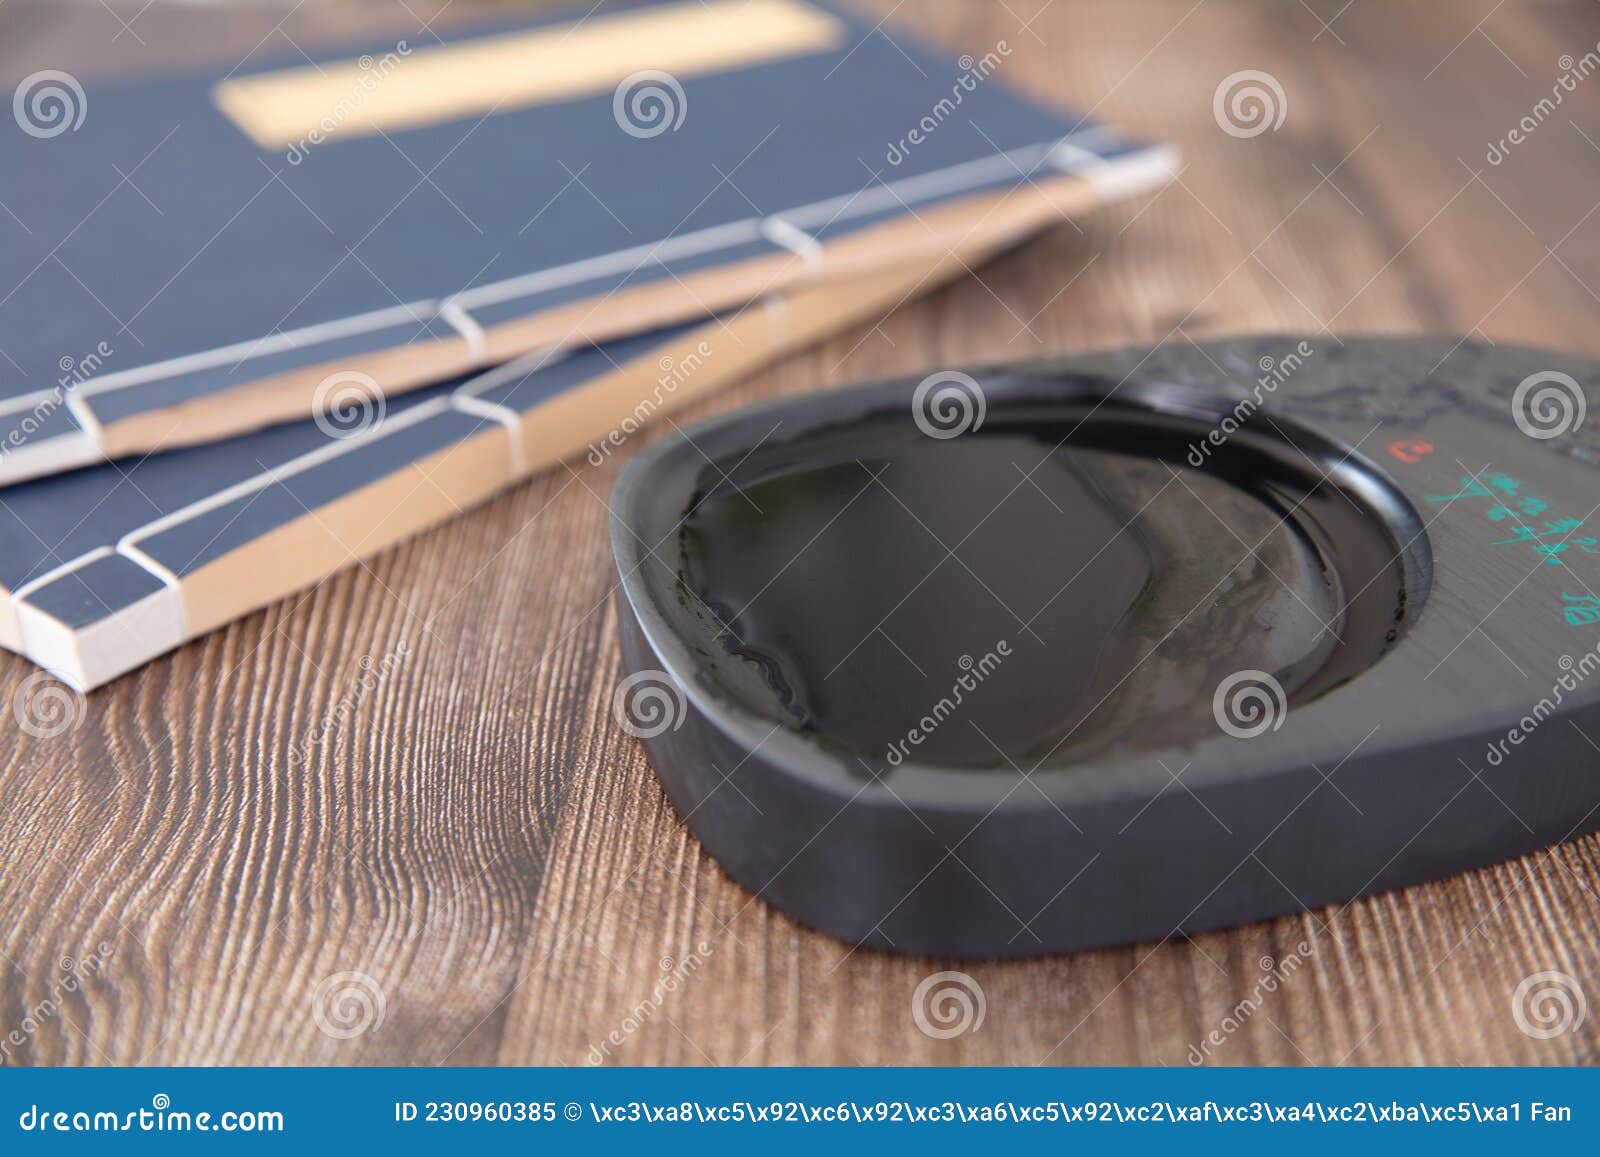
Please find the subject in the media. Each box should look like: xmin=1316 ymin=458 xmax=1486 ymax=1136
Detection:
xmin=0 ymin=0 xmax=1174 ymax=689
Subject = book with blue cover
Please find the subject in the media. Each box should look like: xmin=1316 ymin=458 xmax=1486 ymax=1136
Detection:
xmin=0 ymin=0 xmax=1173 ymax=484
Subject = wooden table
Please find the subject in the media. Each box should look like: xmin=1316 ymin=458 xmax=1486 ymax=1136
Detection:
xmin=4 ymin=0 xmax=1600 ymax=1067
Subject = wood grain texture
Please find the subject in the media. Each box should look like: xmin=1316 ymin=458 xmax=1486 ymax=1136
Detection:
xmin=3 ymin=0 xmax=1600 ymax=1067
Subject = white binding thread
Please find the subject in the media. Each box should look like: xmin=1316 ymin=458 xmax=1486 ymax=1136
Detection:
xmin=759 ymin=216 xmax=825 ymax=271
xmin=437 ymin=300 xmax=487 ymax=362
xmin=11 ymin=547 xmax=116 ymax=602
xmin=63 ymin=394 xmax=104 ymax=442
xmin=450 ymin=395 xmax=523 ymax=474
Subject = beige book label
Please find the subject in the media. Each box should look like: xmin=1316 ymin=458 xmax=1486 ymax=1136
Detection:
xmin=213 ymin=0 xmax=843 ymax=149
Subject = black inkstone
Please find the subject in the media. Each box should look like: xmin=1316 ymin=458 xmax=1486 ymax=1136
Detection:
xmin=611 ymin=337 xmax=1600 ymax=956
